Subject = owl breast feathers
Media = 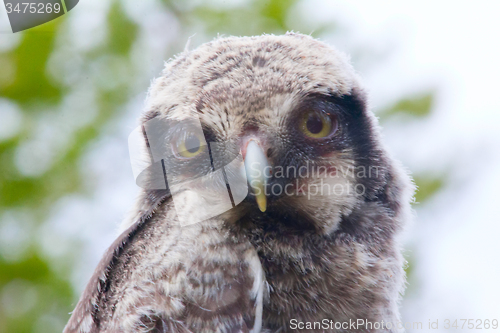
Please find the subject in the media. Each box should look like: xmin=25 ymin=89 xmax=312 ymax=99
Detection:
xmin=65 ymin=33 xmax=414 ymax=333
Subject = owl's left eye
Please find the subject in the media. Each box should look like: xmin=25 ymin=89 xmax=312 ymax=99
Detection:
xmin=173 ymin=132 xmax=206 ymax=159
xmin=299 ymin=110 xmax=338 ymax=139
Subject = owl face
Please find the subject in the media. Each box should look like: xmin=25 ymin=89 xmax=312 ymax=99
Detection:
xmin=135 ymin=33 xmax=387 ymax=234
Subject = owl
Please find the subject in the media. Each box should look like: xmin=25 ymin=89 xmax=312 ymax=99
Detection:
xmin=64 ymin=33 xmax=414 ymax=333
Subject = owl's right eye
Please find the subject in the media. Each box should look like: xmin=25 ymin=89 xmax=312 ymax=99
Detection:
xmin=172 ymin=132 xmax=206 ymax=159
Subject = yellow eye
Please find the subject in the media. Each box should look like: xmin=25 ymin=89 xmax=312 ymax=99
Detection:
xmin=299 ymin=110 xmax=336 ymax=138
xmin=174 ymin=132 xmax=205 ymax=159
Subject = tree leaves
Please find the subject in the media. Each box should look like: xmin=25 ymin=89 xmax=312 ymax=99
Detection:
xmin=379 ymin=92 xmax=434 ymax=120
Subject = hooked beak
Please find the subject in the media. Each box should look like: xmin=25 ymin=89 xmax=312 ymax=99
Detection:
xmin=243 ymin=140 xmax=270 ymax=212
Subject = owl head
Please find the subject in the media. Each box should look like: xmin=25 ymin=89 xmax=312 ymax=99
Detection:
xmin=129 ymin=33 xmax=407 ymax=235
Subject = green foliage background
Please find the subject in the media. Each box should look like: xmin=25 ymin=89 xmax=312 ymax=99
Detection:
xmin=0 ymin=0 xmax=441 ymax=331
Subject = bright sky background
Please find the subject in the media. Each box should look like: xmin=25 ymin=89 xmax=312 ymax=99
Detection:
xmin=313 ymin=1 xmax=500 ymax=329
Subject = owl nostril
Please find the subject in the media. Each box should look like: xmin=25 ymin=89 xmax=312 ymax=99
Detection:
xmin=266 ymin=148 xmax=274 ymax=158
xmin=242 ymin=124 xmax=259 ymax=133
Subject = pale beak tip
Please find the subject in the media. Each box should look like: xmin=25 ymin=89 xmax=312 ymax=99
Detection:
xmin=256 ymin=195 xmax=267 ymax=212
